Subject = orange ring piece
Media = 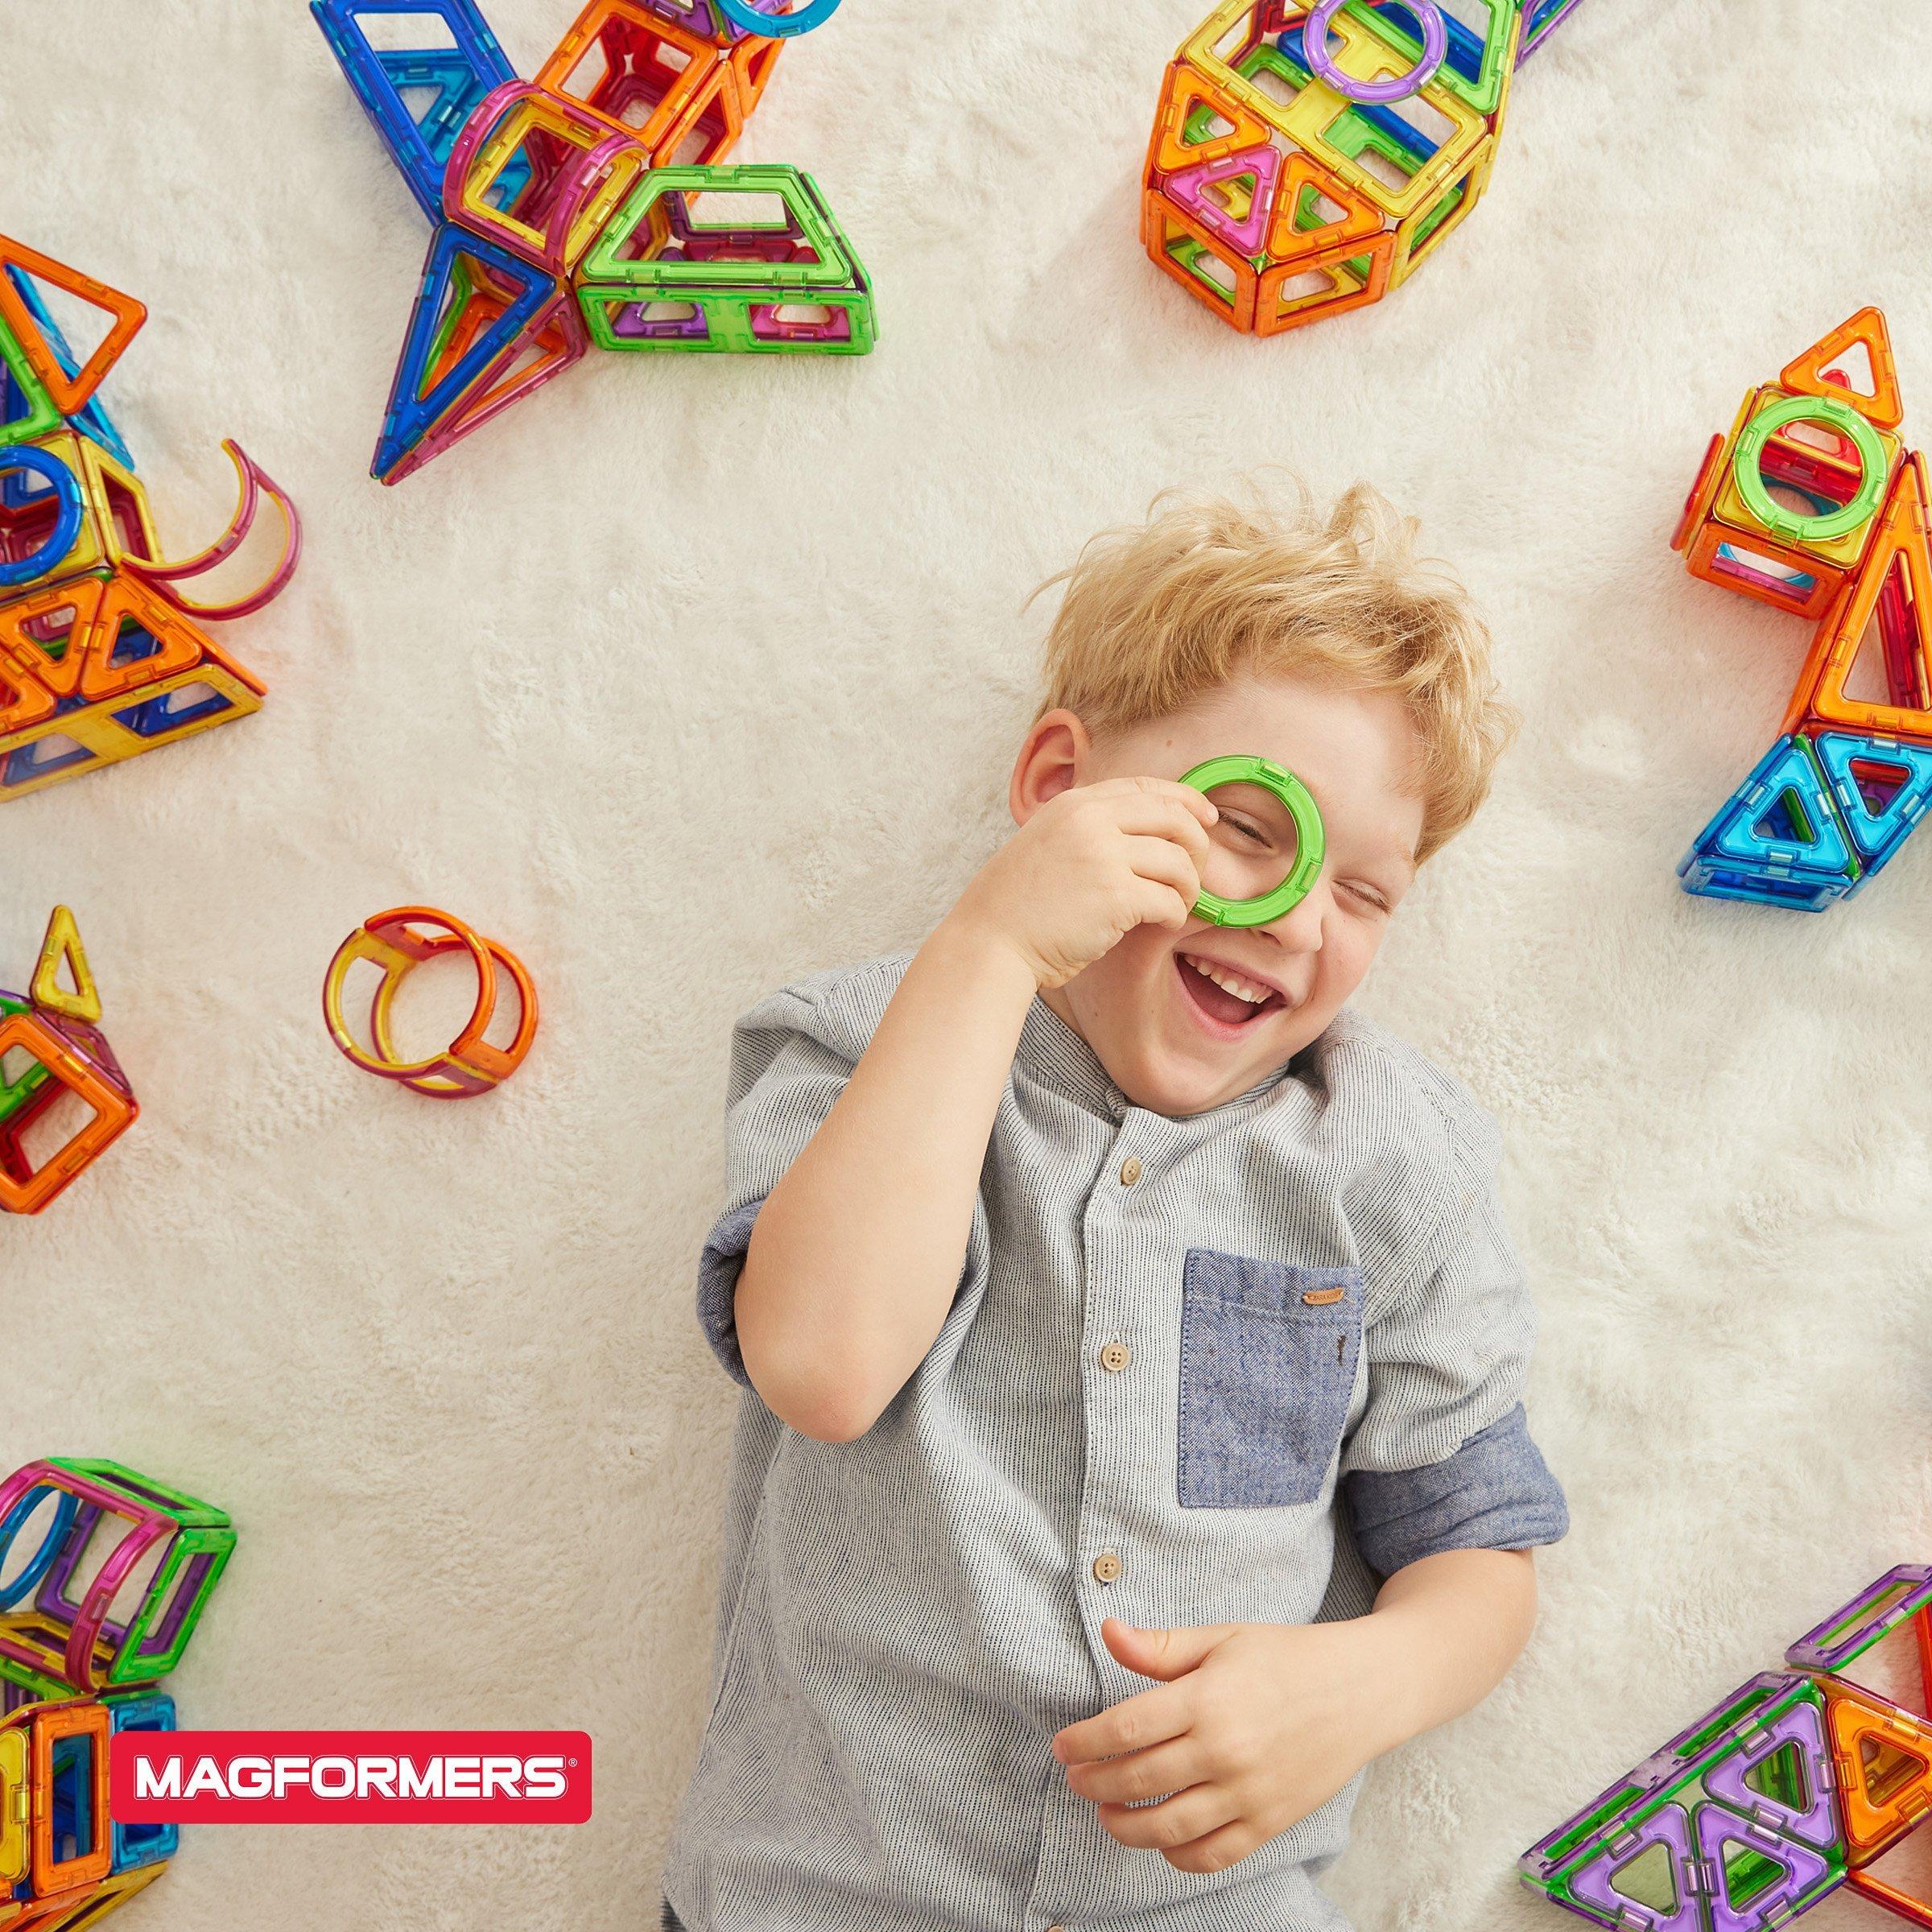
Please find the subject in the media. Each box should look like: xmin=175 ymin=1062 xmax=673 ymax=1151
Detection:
xmin=374 ymin=931 xmax=538 ymax=1097
xmin=321 ymin=906 xmax=537 ymax=1099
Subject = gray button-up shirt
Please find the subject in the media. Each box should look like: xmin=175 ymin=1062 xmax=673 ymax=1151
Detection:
xmin=660 ymin=952 xmax=1567 ymax=1932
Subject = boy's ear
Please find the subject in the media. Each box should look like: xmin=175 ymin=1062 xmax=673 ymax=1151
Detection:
xmin=1009 ymin=709 xmax=1090 ymax=825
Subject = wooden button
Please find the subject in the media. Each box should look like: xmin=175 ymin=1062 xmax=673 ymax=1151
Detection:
xmin=1092 ymin=1550 xmax=1122 ymax=1583
xmin=1119 ymin=1155 xmax=1142 ymax=1186
xmin=1099 ymin=1340 xmax=1130 ymax=1373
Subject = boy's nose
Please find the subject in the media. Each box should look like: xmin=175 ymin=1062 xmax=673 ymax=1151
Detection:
xmin=1257 ymin=881 xmax=1327 ymax=952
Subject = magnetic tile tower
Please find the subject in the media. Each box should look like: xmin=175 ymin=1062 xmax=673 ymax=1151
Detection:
xmin=1522 ymin=1566 xmax=1932 ymax=1931
xmin=0 ymin=234 xmax=301 ymax=805
xmin=312 ymin=0 xmax=877 ymax=485
xmin=0 ymin=1456 xmax=237 ymax=1931
xmin=1674 ymin=308 xmax=1932 ymax=910
xmin=1141 ymin=0 xmax=1585 ymax=337
xmin=1 ymin=907 xmax=137 ymax=1218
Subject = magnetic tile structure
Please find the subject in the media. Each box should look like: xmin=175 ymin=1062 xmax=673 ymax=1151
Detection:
xmin=1521 ymin=1566 xmax=1932 ymax=1931
xmin=1141 ymin=0 xmax=1585 ymax=336
xmin=0 ymin=1456 xmax=238 ymax=1930
xmin=1673 ymin=308 xmax=1932 ymax=911
xmin=313 ymin=0 xmax=877 ymax=485
xmin=0 ymin=236 xmax=301 ymax=804
xmin=1 ymin=907 xmax=136 ymax=1217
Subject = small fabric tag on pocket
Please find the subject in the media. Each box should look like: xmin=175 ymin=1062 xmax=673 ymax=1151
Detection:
xmin=1300 ymin=1286 xmax=1346 ymax=1306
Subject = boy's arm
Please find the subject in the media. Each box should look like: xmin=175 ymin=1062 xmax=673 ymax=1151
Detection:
xmin=735 ymin=924 xmax=1036 ymax=1440
xmin=1356 ymin=1545 xmax=1538 ymax=1753
xmin=736 ymin=776 xmax=1215 ymax=1441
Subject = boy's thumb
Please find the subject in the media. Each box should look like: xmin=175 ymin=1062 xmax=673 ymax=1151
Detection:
xmin=1100 ymin=1615 xmax=1235 ymax=1678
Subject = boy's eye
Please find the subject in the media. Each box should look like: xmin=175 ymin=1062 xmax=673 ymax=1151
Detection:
xmin=1343 ymin=881 xmax=1389 ymax=913
xmin=1219 ymin=812 xmax=1273 ymax=848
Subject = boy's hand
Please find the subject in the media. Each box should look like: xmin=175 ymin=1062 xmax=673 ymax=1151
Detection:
xmin=947 ymin=778 xmax=1218 ymax=991
xmin=1049 ymin=1615 xmax=1398 ymax=1874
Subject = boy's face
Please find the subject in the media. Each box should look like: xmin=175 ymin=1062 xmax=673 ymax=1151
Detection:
xmin=1020 ymin=669 xmax=1426 ymax=1117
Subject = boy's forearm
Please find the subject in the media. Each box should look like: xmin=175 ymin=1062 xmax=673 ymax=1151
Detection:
xmin=736 ymin=919 xmax=1038 ymax=1439
xmin=1354 ymin=1547 xmax=1539 ymax=1758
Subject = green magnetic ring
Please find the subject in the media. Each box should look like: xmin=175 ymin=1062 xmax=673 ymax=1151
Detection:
xmin=1732 ymin=393 xmax=1889 ymax=545
xmin=1180 ymin=754 xmax=1325 ymax=927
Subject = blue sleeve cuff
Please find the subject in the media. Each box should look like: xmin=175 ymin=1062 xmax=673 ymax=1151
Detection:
xmin=1341 ymin=1402 xmax=1568 ymax=1578
xmin=696 ymin=1199 xmax=763 ymax=1390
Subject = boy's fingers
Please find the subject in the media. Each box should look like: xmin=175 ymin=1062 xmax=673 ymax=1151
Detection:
xmin=1053 ymin=1681 xmax=1194 ymax=1765
xmin=1104 ymin=796 xmax=1216 ymax=860
xmin=1133 ymin=880 xmax=1195 ymax=931
xmin=1096 ymin=1781 xmax=1241 ymax=1853
xmin=1111 ymin=775 xmax=1220 ymax=825
xmin=1124 ymin=836 xmax=1202 ymax=903
xmin=1153 ymin=802 xmax=1215 ymax=866
xmin=1064 ymin=1733 xmax=1205 ymax=1806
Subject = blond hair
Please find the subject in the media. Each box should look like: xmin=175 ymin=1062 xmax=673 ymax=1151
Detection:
xmin=1028 ymin=476 xmax=1517 ymax=864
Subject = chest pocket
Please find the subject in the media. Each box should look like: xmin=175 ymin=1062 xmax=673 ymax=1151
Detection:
xmin=1176 ymin=1248 xmax=1364 ymax=1509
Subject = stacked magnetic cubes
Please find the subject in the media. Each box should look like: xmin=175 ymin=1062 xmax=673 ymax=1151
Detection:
xmin=1675 ymin=308 xmax=1932 ymax=910
xmin=313 ymin=0 xmax=877 ymax=485
xmin=1141 ymin=0 xmax=1586 ymax=338
xmin=0 ymin=237 xmax=298 ymax=806
xmin=1 ymin=1458 xmax=237 ymax=1930
xmin=1522 ymin=1566 xmax=1932 ymax=1931
xmin=1 ymin=909 xmax=137 ymax=1216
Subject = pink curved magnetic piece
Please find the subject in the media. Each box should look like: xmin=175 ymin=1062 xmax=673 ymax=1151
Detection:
xmin=0 ymin=1462 xmax=80 ymax=1627
xmin=0 ymin=1459 xmax=174 ymax=1693
xmin=0 ymin=1460 xmax=47 ymax=1523
xmin=2 ymin=1463 xmax=135 ymax=1537
xmin=68 ymin=1513 xmax=170 ymax=1690
xmin=443 ymin=80 xmax=530 ymax=225
xmin=122 ymin=439 xmax=303 ymax=620
xmin=0 ymin=1460 xmax=58 ymax=1611
xmin=442 ymin=85 xmax=634 ymax=275
xmin=1164 ymin=142 xmax=1282 ymax=257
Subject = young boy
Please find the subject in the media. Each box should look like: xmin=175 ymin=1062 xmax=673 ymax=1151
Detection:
xmin=658 ymin=479 xmax=1568 ymax=1932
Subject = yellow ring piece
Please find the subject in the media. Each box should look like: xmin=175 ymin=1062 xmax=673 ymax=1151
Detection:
xmin=322 ymin=906 xmax=538 ymax=1100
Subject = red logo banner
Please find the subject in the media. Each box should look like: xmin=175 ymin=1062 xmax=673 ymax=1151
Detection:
xmin=111 ymin=1732 xmax=593 ymax=1824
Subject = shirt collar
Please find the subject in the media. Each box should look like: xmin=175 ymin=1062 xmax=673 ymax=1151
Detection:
xmin=1013 ymin=993 xmax=1308 ymax=1124
xmin=1014 ymin=995 xmax=1126 ymax=1118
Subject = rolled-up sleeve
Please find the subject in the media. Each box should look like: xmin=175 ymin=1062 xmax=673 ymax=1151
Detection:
xmin=1339 ymin=1152 xmax=1568 ymax=1577
xmin=697 ymin=1199 xmax=766 ymax=1389
xmin=695 ymin=991 xmax=861 ymax=1390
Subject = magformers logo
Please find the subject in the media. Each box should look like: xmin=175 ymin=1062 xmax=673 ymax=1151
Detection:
xmin=113 ymin=1732 xmax=593 ymax=1824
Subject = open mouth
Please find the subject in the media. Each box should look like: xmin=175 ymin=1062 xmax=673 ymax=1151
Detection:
xmin=1174 ymin=952 xmax=1286 ymax=1034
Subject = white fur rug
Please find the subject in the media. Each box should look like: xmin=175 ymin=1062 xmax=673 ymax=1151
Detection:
xmin=6 ymin=2 xmax=1932 ymax=1926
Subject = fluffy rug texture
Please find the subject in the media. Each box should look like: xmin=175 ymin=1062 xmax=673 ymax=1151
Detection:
xmin=6 ymin=2 xmax=1932 ymax=1926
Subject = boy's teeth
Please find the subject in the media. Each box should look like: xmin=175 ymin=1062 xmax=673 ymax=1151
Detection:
xmin=1184 ymin=956 xmax=1271 ymax=1005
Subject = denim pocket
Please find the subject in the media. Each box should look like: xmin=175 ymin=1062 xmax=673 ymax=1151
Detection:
xmin=1176 ymin=1249 xmax=1363 ymax=1508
